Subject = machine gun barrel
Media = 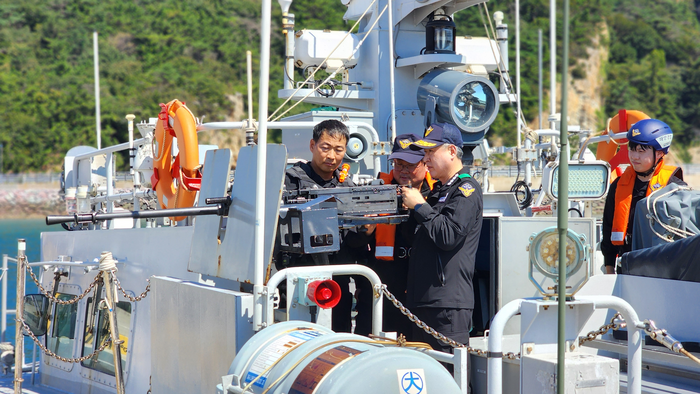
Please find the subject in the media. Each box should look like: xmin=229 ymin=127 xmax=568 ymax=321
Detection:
xmin=46 ymin=197 xmax=231 ymax=225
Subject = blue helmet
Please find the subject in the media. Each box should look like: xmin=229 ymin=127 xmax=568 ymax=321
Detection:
xmin=627 ymin=119 xmax=673 ymax=154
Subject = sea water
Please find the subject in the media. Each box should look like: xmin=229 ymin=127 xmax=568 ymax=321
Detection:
xmin=0 ymin=219 xmax=61 ymax=362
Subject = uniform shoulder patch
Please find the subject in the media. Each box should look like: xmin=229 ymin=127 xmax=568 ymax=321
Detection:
xmin=459 ymin=182 xmax=475 ymax=197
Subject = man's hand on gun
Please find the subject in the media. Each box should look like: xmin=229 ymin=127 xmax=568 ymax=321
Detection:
xmin=400 ymin=184 xmax=426 ymax=210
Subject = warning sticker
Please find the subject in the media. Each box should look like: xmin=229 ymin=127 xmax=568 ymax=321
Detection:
xmin=288 ymin=345 xmax=364 ymax=394
xmin=397 ymin=369 xmax=427 ymax=394
xmin=243 ymin=330 xmax=325 ymax=388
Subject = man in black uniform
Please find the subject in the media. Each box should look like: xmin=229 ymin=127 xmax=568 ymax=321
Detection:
xmin=354 ymin=133 xmax=436 ymax=336
xmin=401 ymin=123 xmax=483 ymax=354
xmin=284 ymin=119 xmax=353 ymax=193
xmin=277 ymin=119 xmax=360 ymax=332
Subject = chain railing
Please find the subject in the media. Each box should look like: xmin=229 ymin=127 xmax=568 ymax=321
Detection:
xmin=16 ymin=254 xmax=151 ymax=367
xmin=112 ymin=272 xmax=150 ymax=302
xmin=578 ymin=312 xmax=624 ymax=347
xmin=26 ymin=264 xmax=103 ymax=305
xmin=381 ymin=285 xmax=521 ymax=359
xmin=18 ymin=317 xmax=114 ymax=363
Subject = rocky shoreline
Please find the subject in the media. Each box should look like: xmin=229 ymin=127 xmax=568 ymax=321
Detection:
xmin=0 ymin=188 xmax=65 ymax=219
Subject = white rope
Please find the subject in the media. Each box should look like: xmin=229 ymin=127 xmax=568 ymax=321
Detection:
xmin=99 ymin=251 xmax=118 ymax=272
xmin=271 ymin=4 xmax=389 ymax=122
xmin=267 ymin=0 xmax=378 ymax=122
xmin=645 ymin=186 xmax=696 ymax=242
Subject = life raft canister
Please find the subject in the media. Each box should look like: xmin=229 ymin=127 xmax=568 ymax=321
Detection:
xmin=150 ymin=99 xmax=201 ymax=221
xmin=596 ymin=109 xmax=649 ymax=182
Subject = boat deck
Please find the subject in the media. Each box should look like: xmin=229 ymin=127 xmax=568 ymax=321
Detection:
xmin=0 ymin=365 xmax=64 ymax=394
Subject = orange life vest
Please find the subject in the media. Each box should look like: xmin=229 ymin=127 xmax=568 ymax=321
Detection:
xmin=611 ymin=159 xmax=677 ymax=245
xmin=375 ymin=171 xmax=436 ymax=260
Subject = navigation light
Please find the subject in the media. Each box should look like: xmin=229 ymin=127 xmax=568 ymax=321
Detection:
xmin=528 ymin=226 xmax=590 ymax=298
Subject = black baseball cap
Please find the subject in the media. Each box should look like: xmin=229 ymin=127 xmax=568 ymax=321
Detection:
xmin=389 ymin=133 xmax=424 ymax=164
xmin=412 ymin=123 xmax=464 ymax=149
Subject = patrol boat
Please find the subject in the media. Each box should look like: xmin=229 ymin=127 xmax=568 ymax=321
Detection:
xmin=5 ymin=0 xmax=700 ymax=393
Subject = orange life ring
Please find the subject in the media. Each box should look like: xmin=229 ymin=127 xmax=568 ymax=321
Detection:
xmin=150 ymin=99 xmax=201 ymax=221
xmin=596 ymin=109 xmax=649 ymax=182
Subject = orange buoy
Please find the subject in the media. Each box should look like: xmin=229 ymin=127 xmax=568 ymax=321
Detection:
xmin=596 ymin=109 xmax=649 ymax=182
xmin=151 ymin=99 xmax=201 ymax=221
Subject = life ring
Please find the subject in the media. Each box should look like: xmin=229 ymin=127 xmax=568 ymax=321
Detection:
xmin=596 ymin=109 xmax=649 ymax=182
xmin=150 ymin=99 xmax=201 ymax=221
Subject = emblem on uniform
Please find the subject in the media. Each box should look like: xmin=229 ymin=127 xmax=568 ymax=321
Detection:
xmin=651 ymin=183 xmax=662 ymax=190
xmin=631 ymin=128 xmax=640 ymax=137
xmin=414 ymin=139 xmax=437 ymax=147
xmin=399 ymin=139 xmax=412 ymax=149
xmin=459 ymin=183 xmax=475 ymax=197
xmin=424 ymin=126 xmax=433 ymax=136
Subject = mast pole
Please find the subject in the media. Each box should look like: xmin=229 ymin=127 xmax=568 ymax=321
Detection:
xmin=254 ymin=0 xmax=273 ymax=332
xmin=387 ymin=0 xmax=397 ymax=142
xmin=94 ymin=31 xmax=101 ymax=150
xmin=557 ymin=0 xmax=570 ymax=391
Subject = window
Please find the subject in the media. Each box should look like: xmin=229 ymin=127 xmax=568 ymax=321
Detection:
xmin=81 ymin=297 xmax=132 ymax=375
xmin=46 ymin=293 xmax=78 ymax=360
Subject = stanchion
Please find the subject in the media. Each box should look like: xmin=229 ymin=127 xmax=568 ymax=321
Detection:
xmin=14 ymin=239 xmax=26 ymax=394
xmin=99 ymin=252 xmax=125 ymax=394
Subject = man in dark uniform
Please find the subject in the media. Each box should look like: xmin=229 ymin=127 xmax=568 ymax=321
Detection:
xmin=401 ymin=123 xmax=483 ymax=355
xmin=601 ymin=119 xmax=685 ymax=274
xmin=284 ymin=119 xmax=353 ymax=193
xmin=276 ymin=119 xmax=361 ymax=332
xmin=354 ymin=133 xmax=436 ymax=337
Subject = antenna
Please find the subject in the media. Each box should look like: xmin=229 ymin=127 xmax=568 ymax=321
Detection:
xmin=94 ymin=31 xmax=101 ymax=150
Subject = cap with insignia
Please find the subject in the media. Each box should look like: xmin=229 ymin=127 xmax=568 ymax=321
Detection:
xmin=412 ymin=123 xmax=464 ymax=149
xmin=389 ymin=133 xmax=424 ymax=164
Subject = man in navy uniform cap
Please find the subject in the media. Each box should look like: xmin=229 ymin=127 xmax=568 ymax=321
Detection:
xmin=401 ymin=123 xmax=483 ymax=361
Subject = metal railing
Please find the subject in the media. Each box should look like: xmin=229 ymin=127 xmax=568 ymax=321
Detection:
xmin=1 ymin=254 xmax=16 ymax=343
xmin=0 ymin=172 xmax=132 ymax=184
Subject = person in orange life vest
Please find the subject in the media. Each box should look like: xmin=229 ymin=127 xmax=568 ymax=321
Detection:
xmin=601 ymin=119 xmax=686 ymax=274
xmin=353 ymin=133 xmax=436 ymax=336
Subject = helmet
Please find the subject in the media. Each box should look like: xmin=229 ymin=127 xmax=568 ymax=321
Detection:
xmin=627 ymin=119 xmax=673 ymax=154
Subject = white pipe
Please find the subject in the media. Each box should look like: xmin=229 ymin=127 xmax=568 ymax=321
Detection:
xmin=283 ymin=14 xmax=295 ymax=90
xmin=71 ymin=138 xmax=148 ymax=187
xmin=387 ymin=0 xmax=397 ymax=142
xmin=266 ymin=264 xmax=383 ymax=335
xmin=247 ymin=51 xmax=254 ymax=122
xmin=94 ymin=31 xmax=101 ymax=150
xmin=549 ymin=0 xmax=556 ymax=140
xmin=126 ymin=114 xmax=139 ymax=229
xmin=198 ymin=121 xmax=383 ymax=176
xmin=91 ymin=189 xmax=157 ymax=204
xmin=577 ymin=295 xmax=643 ymax=394
xmin=515 ymin=0 xmax=521 ymax=151
xmin=254 ymin=0 xmax=273 ymax=332
xmin=106 ymin=152 xmax=114 ymax=227
xmin=487 ymin=299 xmax=522 ymax=394
xmin=1 ymin=254 xmax=7 ymax=343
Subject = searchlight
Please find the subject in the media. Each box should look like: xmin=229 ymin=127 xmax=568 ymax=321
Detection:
xmin=417 ymin=69 xmax=500 ymax=147
xmin=527 ymin=226 xmax=590 ymax=298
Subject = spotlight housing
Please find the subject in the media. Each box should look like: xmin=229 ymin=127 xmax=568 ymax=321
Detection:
xmin=417 ymin=69 xmax=500 ymax=146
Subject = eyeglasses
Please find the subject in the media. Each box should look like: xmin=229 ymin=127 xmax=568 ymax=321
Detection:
xmin=393 ymin=161 xmax=421 ymax=171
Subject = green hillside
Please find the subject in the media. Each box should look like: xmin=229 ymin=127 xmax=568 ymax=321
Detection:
xmin=0 ymin=0 xmax=698 ymax=172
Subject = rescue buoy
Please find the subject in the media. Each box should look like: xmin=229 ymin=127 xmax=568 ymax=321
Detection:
xmin=150 ymin=99 xmax=201 ymax=221
xmin=596 ymin=109 xmax=649 ymax=182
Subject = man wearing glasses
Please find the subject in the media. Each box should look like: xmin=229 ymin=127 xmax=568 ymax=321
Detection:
xmin=354 ymin=133 xmax=436 ymax=336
